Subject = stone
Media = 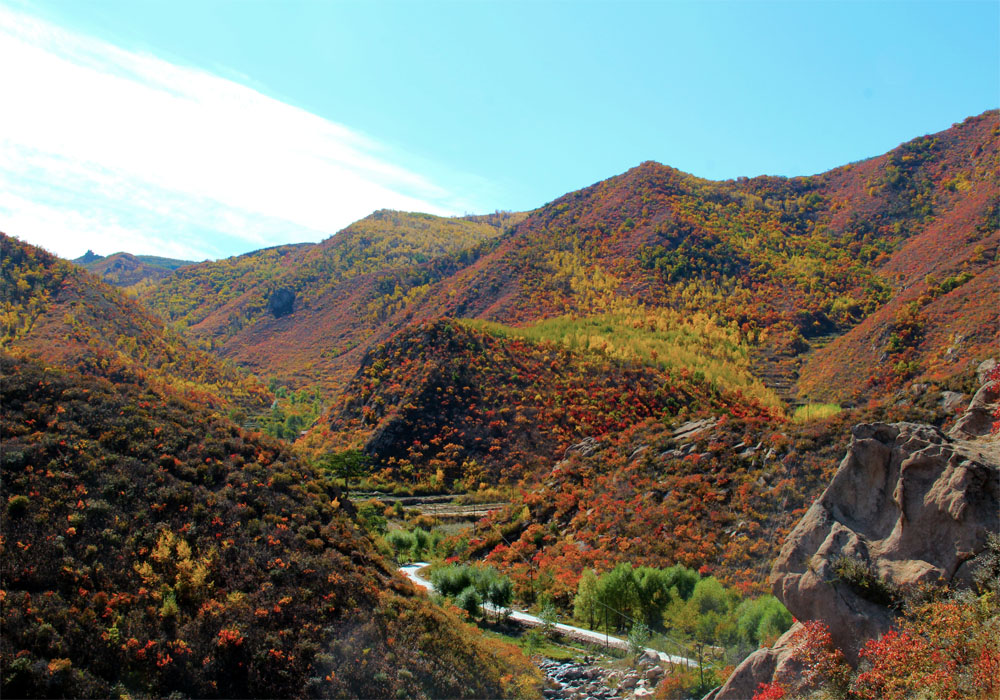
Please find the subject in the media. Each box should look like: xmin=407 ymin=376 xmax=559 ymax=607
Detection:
xmin=977 ymin=358 xmax=998 ymax=386
xmin=940 ymin=390 xmax=967 ymax=413
xmin=951 ymin=380 xmax=1000 ymax=438
xmin=565 ymin=437 xmax=601 ymax=458
xmin=770 ymin=421 xmax=999 ymax=662
xmin=672 ymin=417 xmax=718 ymax=441
xmin=708 ymin=623 xmax=806 ymax=700
xmin=712 ymin=386 xmax=1000 ymax=698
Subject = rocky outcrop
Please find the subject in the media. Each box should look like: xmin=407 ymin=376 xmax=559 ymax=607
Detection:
xmin=770 ymin=421 xmax=998 ymax=662
xmin=951 ymin=376 xmax=1000 ymax=439
xmin=705 ymin=623 xmax=805 ymax=700
xmin=710 ymin=367 xmax=1000 ymax=698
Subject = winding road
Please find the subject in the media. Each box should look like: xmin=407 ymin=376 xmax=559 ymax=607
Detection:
xmin=399 ymin=563 xmax=698 ymax=669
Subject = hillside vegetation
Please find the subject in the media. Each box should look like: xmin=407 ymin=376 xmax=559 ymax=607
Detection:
xmin=72 ymin=251 xmax=196 ymax=290
xmin=308 ymin=320 xmax=775 ymax=490
xmin=141 ymin=211 xmax=520 ymax=391
xmin=0 ymin=354 xmax=541 ymax=699
xmin=1 ymin=235 xmax=269 ymax=413
xmin=134 ymin=112 xmax=998 ymax=414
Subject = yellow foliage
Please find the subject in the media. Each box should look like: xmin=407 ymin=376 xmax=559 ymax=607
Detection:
xmin=466 ymin=297 xmax=784 ymax=411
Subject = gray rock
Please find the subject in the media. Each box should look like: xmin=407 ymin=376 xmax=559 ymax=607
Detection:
xmin=708 ymin=624 xmax=806 ymax=700
xmin=951 ymin=380 xmax=1000 ymax=438
xmin=941 ymin=390 xmax=967 ymax=413
xmin=672 ymin=417 xmax=718 ymax=441
xmin=977 ymin=358 xmax=998 ymax=386
xmin=771 ymin=421 xmax=999 ymax=663
xmin=565 ymin=437 xmax=601 ymax=458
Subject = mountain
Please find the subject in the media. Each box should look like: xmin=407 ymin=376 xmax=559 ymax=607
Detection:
xmin=2 ymin=234 xmax=269 ymax=413
xmin=142 ymin=210 xmax=521 ymax=391
xmin=405 ymin=112 xmax=997 ymax=404
xmin=147 ymin=112 xmax=997 ymax=410
xmin=73 ymin=251 xmax=196 ymax=288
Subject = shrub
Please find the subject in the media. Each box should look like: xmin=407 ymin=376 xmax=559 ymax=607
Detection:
xmin=831 ymin=554 xmax=903 ymax=609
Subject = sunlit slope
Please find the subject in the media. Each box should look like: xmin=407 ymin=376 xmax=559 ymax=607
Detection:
xmin=1 ymin=234 xmax=269 ymax=412
xmin=142 ymin=210 xmax=518 ymax=390
xmin=409 ymin=111 xmax=998 ymax=401
xmin=145 ymin=111 xmax=999 ymax=405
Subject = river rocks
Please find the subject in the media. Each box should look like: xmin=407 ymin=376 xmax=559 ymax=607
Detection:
xmin=538 ymin=658 xmax=670 ymax=700
xmin=538 ymin=659 xmax=618 ymax=699
xmin=644 ymin=666 xmax=663 ymax=683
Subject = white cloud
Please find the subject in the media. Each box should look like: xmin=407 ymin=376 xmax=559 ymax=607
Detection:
xmin=0 ymin=6 xmax=471 ymax=260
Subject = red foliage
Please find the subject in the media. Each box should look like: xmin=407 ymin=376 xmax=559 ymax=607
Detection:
xmin=752 ymin=681 xmax=786 ymax=700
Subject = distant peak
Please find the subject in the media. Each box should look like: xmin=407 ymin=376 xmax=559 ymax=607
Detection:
xmin=74 ymin=250 xmax=103 ymax=264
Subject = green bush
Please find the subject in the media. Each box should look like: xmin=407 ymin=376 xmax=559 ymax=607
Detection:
xmin=832 ymin=554 xmax=903 ymax=608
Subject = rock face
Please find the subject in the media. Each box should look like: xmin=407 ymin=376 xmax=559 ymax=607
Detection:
xmin=710 ymin=367 xmax=999 ymax=698
xmin=951 ymin=377 xmax=1000 ymax=439
xmin=770 ymin=421 xmax=999 ymax=662
xmin=705 ymin=623 xmax=806 ymax=700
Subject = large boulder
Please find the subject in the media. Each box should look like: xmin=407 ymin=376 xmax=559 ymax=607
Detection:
xmin=709 ymin=373 xmax=1000 ymax=698
xmin=705 ymin=623 xmax=806 ymax=700
xmin=770 ymin=421 xmax=998 ymax=662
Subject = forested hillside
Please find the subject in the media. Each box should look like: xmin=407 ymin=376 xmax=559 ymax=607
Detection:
xmin=72 ymin=251 xmax=195 ymax=289
xmin=142 ymin=210 xmax=520 ymax=390
xmin=0 ymin=354 xmax=541 ymax=699
xmin=1 ymin=235 xmax=268 ymax=413
xmin=307 ymin=319 xmax=774 ymax=488
xmin=407 ymin=112 xmax=997 ymax=404
xmin=0 ymin=237 xmax=542 ymax=698
xmin=144 ymin=111 xmax=997 ymax=411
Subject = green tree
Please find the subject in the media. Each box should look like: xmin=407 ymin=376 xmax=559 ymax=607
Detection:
xmin=597 ymin=563 xmax=640 ymax=632
xmin=635 ymin=566 xmax=675 ymax=629
xmin=386 ymin=529 xmax=415 ymax=563
xmin=735 ymin=595 xmax=792 ymax=648
xmin=628 ymin=621 xmax=651 ymax=655
xmin=320 ymin=449 xmax=371 ymax=493
xmin=455 ymin=587 xmax=481 ymax=619
xmin=573 ymin=568 xmax=600 ymax=630
xmin=486 ymin=577 xmax=513 ymax=622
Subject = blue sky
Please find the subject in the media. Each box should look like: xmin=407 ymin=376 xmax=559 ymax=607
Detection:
xmin=1 ymin=0 xmax=997 ymax=260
